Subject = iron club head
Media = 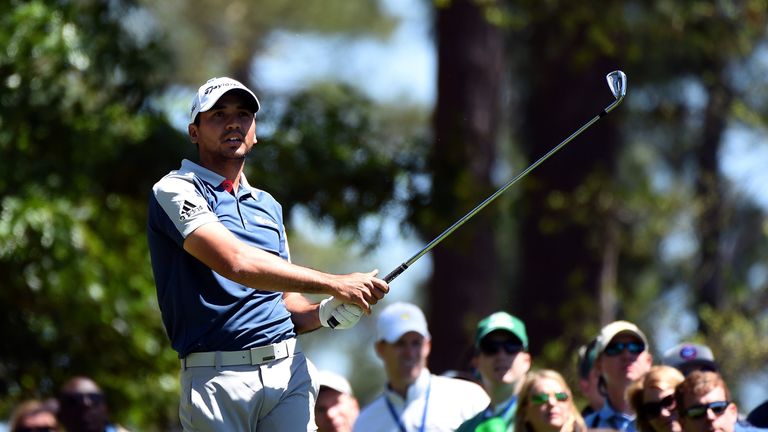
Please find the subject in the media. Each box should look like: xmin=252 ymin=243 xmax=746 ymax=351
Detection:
xmin=606 ymin=70 xmax=627 ymax=100
xmin=603 ymin=70 xmax=627 ymax=114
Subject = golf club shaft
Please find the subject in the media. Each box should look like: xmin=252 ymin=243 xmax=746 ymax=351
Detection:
xmin=382 ymin=97 xmax=623 ymax=284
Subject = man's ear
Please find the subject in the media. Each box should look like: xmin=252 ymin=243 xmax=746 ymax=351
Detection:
xmin=188 ymin=124 xmax=199 ymax=144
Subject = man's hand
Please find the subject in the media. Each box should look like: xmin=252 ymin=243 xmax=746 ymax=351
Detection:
xmin=319 ymin=297 xmax=364 ymax=330
xmin=331 ymin=269 xmax=388 ymax=313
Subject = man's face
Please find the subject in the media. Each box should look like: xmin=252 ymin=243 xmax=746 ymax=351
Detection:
xmin=597 ymin=333 xmax=652 ymax=390
xmin=376 ymin=331 xmax=430 ymax=388
xmin=680 ymin=387 xmax=737 ymax=432
xmin=315 ymin=388 xmax=359 ymax=432
xmin=474 ymin=330 xmax=531 ymax=389
xmin=189 ymin=91 xmax=257 ymax=164
xmin=58 ymin=378 xmax=109 ymax=432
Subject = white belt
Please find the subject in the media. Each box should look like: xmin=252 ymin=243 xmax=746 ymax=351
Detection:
xmin=182 ymin=338 xmax=297 ymax=368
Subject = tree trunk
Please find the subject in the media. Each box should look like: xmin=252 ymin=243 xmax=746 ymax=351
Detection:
xmin=517 ymin=56 xmax=622 ymax=354
xmin=694 ymin=75 xmax=733 ymax=331
xmin=427 ymin=0 xmax=504 ymax=373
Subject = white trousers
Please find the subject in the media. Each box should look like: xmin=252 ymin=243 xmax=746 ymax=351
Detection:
xmin=179 ymin=350 xmax=318 ymax=431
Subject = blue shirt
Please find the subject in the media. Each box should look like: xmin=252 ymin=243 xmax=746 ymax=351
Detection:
xmin=147 ymin=159 xmax=295 ymax=357
xmin=584 ymin=400 xmax=636 ymax=432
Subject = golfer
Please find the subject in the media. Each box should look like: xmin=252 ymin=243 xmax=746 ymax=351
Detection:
xmin=147 ymin=77 xmax=388 ymax=431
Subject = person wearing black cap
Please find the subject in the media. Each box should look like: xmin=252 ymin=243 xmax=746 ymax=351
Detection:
xmin=147 ymin=76 xmax=389 ymax=431
xmin=457 ymin=311 xmax=532 ymax=432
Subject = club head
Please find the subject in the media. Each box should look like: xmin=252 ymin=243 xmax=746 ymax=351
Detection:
xmin=606 ymin=70 xmax=627 ymax=100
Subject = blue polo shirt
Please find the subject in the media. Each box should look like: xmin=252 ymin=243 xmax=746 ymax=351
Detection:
xmin=584 ymin=400 xmax=636 ymax=432
xmin=147 ymin=159 xmax=295 ymax=357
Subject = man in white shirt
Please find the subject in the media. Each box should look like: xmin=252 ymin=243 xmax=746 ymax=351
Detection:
xmin=353 ymin=302 xmax=490 ymax=432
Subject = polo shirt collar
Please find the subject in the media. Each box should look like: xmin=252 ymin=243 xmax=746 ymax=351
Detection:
xmin=597 ymin=398 xmax=635 ymax=427
xmin=181 ymin=159 xmax=258 ymax=196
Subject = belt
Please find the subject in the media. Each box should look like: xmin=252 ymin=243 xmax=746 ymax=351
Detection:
xmin=182 ymin=338 xmax=297 ymax=368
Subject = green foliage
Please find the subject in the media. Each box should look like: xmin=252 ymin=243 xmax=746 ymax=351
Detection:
xmin=0 ymin=1 xmax=424 ymax=428
xmin=250 ymin=83 xmax=428 ymax=246
xmin=0 ymin=0 xmax=183 ymax=428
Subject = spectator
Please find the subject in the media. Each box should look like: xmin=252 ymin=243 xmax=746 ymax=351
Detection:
xmin=514 ymin=369 xmax=587 ymax=432
xmin=662 ymin=343 xmax=718 ymax=376
xmin=315 ymin=370 xmax=360 ymax=432
xmin=353 ymin=302 xmax=489 ymax=431
xmin=627 ymin=365 xmax=685 ymax=432
xmin=675 ymin=371 xmax=738 ymax=432
xmin=8 ymin=399 xmax=58 ymax=432
xmin=576 ymin=338 xmax=602 ymax=418
xmin=457 ymin=311 xmax=532 ymax=432
xmin=57 ymin=376 xmax=129 ymax=432
xmin=584 ymin=320 xmax=653 ymax=432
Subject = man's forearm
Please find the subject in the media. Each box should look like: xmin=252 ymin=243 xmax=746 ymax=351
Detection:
xmin=283 ymin=292 xmax=322 ymax=333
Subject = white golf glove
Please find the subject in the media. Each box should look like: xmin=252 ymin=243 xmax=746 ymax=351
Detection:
xmin=319 ymin=297 xmax=364 ymax=330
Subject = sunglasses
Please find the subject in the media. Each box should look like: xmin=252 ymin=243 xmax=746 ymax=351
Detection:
xmin=641 ymin=395 xmax=676 ymax=417
xmin=531 ymin=392 xmax=569 ymax=405
xmin=479 ymin=339 xmax=524 ymax=356
xmin=685 ymin=401 xmax=731 ymax=419
xmin=604 ymin=341 xmax=645 ymax=356
xmin=61 ymin=392 xmax=105 ymax=405
xmin=15 ymin=428 xmax=56 ymax=432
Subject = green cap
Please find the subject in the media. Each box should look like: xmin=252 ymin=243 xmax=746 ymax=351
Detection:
xmin=475 ymin=311 xmax=528 ymax=350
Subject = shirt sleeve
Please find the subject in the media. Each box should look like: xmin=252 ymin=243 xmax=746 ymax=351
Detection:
xmin=152 ymin=174 xmax=219 ymax=238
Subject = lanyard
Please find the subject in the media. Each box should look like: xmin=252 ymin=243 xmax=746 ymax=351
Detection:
xmin=483 ymin=395 xmax=517 ymax=422
xmin=385 ymin=376 xmax=432 ymax=432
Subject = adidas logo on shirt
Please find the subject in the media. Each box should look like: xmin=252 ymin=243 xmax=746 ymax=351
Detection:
xmin=179 ymin=200 xmax=204 ymax=221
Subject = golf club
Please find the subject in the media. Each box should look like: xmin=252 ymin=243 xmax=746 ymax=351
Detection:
xmin=327 ymin=70 xmax=626 ymax=328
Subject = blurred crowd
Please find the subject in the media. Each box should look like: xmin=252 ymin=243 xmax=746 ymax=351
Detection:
xmin=5 ymin=376 xmax=128 ymax=432
xmin=313 ymin=302 xmax=768 ymax=432
xmin=6 ymin=304 xmax=768 ymax=432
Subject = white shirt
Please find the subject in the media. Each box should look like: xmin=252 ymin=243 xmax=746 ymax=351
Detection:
xmin=353 ymin=369 xmax=490 ymax=432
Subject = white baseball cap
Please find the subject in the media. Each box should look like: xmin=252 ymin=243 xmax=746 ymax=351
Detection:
xmin=662 ymin=342 xmax=718 ymax=371
xmin=318 ymin=370 xmax=353 ymax=395
xmin=189 ymin=77 xmax=260 ymax=124
xmin=594 ymin=320 xmax=649 ymax=355
xmin=376 ymin=302 xmax=431 ymax=343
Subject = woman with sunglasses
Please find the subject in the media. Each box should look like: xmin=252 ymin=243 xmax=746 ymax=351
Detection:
xmin=627 ymin=365 xmax=685 ymax=432
xmin=514 ymin=370 xmax=586 ymax=432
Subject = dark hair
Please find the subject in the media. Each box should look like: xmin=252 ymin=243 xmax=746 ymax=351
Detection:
xmin=577 ymin=338 xmax=598 ymax=379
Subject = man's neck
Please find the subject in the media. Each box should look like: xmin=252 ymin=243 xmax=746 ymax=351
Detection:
xmin=199 ymin=157 xmax=245 ymax=190
xmin=486 ymin=380 xmax=519 ymax=406
xmin=388 ymin=370 xmax=425 ymax=399
xmin=607 ymin=386 xmax=631 ymax=414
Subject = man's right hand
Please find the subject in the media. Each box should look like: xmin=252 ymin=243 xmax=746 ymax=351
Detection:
xmin=331 ymin=269 xmax=388 ymax=313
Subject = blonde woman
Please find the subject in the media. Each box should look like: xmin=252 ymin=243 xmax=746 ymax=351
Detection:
xmin=627 ymin=365 xmax=685 ymax=432
xmin=515 ymin=370 xmax=587 ymax=432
